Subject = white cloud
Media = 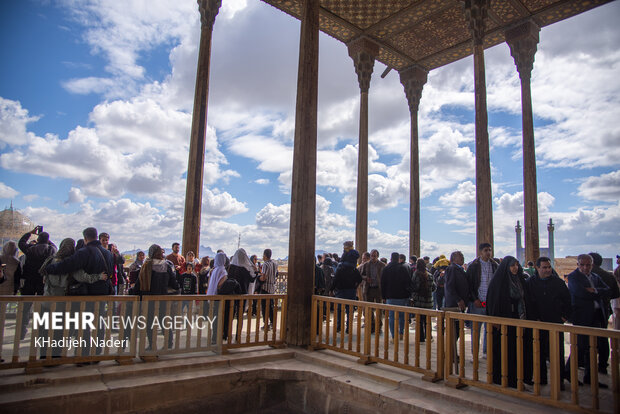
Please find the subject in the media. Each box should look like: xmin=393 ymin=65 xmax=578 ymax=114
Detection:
xmin=202 ymin=188 xmax=248 ymax=218
xmin=256 ymin=202 xmax=289 ymax=229
xmin=62 ymin=77 xmax=118 ymax=95
xmin=0 ymin=98 xmax=39 ymax=147
xmin=439 ymin=181 xmax=476 ymax=207
xmin=66 ymin=187 xmax=86 ymax=204
xmin=0 ymin=182 xmax=19 ymax=199
xmin=578 ymin=170 xmax=620 ymax=202
xmin=22 ymin=194 xmax=39 ymax=202
xmin=254 ymin=178 xmax=269 ymax=185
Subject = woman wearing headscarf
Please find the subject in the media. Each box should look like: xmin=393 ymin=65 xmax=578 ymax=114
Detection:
xmin=0 ymin=241 xmax=21 ymax=296
xmin=131 ymin=244 xmax=180 ymax=350
xmin=38 ymin=238 xmax=77 ymax=358
xmin=206 ymin=252 xmax=228 ymax=295
xmin=411 ymin=258 xmax=435 ymax=342
xmin=198 ymin=256 xmax=211 ymax=295
xmin=205 ymin=252 xmax=240 ymax=341
xmin=227 ymin=248 xmax=256 ymax=294
xmin=486 ymin=255 xmax=530 ymax=388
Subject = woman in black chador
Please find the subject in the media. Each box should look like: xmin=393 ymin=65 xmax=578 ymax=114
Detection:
xmin=486 ymin=255 xmax=529 ymax=388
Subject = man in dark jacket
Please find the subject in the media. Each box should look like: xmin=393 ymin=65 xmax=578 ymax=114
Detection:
xmin=17 ymin=228 xmax=57 ymax=339
xmin=565 ymin=254 xmax=610 ymax=387
xmin=445 ymin=251 xmax=468 ymax=311
xmin=18 ymin=229 xmax=57 ymax=296
xmin=381 ymin=252 xmax=411 ymax=340
xmin=46 ymin=227 xmax=113 ymax=295
xmin=465 ymin=243 xmax=498 ymax=357
xmin=333 ymin=248 xmax=362 ymax=332
xmin=588 ymin=252 xmax=618 ymax=375
xmin=526 ymin=257 xmax=571 ymax=386
xmin=44 ymin=227 xmax=114 ymax=357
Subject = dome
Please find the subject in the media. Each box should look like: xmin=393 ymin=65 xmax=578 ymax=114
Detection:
xmin=0 ymin=206 xmax=34 ymax=247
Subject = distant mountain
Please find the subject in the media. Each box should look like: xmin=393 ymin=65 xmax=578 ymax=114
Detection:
xmin=121 ymin=245 xmax=217 ymax=258
xmin=121 ymin=248 xmax=146 ymax=257
xmin=282 ymin=250 xmax=329 ymax=261
xmin=198 ymin=246 xmax=217 ymax=258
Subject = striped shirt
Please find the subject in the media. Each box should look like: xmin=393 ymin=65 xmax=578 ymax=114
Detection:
xmin=479 ymin=259 xmax=494 ymax=301
xmin=261 ymin=259 xmax=278 ymax=294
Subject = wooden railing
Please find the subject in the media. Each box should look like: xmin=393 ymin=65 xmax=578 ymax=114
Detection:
xmin=0 ymin=294 xmax=286 ymax=370
xmin=0 ymin=296 xmax=138 ymax=370
xmin=311 ymin=295 xmax=619 ymax=413
xmin=445 ymin=311 xmax=620 ymax=413
xmin=311 ymin=296 xmax=444 ymax=382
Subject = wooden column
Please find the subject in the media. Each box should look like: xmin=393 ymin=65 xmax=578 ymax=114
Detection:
xmin=286 ymin=0 xmax=319 ymax=347
xmin=463 ymin=0 xmax=493 ymax=250
xmin=506 ymin=20 xmax=541 ymax=264
xmin=348 ymin=38 xmax=379 ymax=258
xmin=399 ymin=65 xmax=428 ymax=258
xmin=182 ymin=0 xmax=222 ymax=256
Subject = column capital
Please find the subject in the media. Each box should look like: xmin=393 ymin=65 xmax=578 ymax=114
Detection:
xmin=197 ymin=0 xmax=222 ymax=29
xmin=505 ymin=19 xmax=540 ymax=82
xmin=347 ymin=37 xmax=380 ymax=93
xmin=399 ymin=64 xmax=428 ymax=113
xmin=462 ymin=0 xmax=490 ymax=45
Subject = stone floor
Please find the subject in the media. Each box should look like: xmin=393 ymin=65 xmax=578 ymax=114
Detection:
xmin=0 ymin=346 xmax=578 ymax=414
xmin=1 ymin=307 xmax=615 ymax=413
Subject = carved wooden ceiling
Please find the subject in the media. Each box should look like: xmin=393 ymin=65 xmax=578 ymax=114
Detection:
xmin=260 ymin=0 xmax=612 ymax=71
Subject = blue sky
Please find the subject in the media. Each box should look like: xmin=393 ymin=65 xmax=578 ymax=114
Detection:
xmin=0 ymin=0 xmax=619 ymax=261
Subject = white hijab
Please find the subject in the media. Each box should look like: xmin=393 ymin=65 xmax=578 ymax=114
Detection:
xmin=231 ymin=248 xmax=254 ymax=274
xmin=206 ymin=252 xmax=227 ymax=295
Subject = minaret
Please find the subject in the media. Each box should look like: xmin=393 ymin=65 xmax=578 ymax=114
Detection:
xmin=547 ymin=218 xmax=555 ymax=267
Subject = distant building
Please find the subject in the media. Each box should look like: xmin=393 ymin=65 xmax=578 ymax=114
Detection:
xmin=0 ymin=204 xmax=34 ymax=251
xmin=515 ymin=218 xmax=554 ymax=266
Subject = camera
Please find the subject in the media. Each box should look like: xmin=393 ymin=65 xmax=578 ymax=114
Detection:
xmin=34 ymin=225 xmax=43 ymax=234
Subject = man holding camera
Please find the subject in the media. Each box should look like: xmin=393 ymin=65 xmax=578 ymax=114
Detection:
xmin=18 ymin=226 xmax=57 ymax=339
xmin=18 ymin=227 xmax=57 ymax=296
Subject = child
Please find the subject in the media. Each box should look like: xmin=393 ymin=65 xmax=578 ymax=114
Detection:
xmin=180 ymin=263 xmax=198 ymax=316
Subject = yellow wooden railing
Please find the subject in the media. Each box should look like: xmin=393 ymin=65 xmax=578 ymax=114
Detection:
xmin=445 ymin=311 xmax=620 ymax=413
xmin=311 ymin=295 xmax=619 ymax=413
xmin=311 ymin=296 xmax=444 ymax=382
xmin=0 ymin=294 xmax=286 ymax=370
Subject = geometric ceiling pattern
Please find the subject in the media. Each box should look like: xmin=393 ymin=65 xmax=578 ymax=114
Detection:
xmin=261 ymin=0 xmax=612 ymax=71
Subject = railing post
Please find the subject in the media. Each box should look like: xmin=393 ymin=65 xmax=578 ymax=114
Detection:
xmin=486 ymin=322 xmax=493 ymax=384
xmin=501 ymin=324 xmax=508 ymax=388
xmin=611 ymin=337 xmax=619 ymax=414
xmin=589 ymin=335 xmax=599 ymax=410
xmin=569 ymin=332 xmax=579 ymax=404
xmin=533 ymin=328 xmax=541 ymax=396
xmin=310 ymin=296 xmax=317 ymax=350
xmin=437 ymin=311 xmax=444 ymax=380
xmin=549 ymin=329 xmax=561 ymax=400
xmin=444 ymin=311 xmax=465 ymax=388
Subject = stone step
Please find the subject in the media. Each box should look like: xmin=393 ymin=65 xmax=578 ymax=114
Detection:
xmin=0 ymin=348 xmax=581 ymax=413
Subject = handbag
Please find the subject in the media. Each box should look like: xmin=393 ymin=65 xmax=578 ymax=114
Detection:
xmin=67 ymin=281 xmax=89 ymax=296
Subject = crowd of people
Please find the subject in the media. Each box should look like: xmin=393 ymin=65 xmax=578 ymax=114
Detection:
xmin=1 ymin=227 xmax=619 ymax=389
xmin=0 ymin=227 xmax=280 ymax=349
xmin=316 ymin=241 xmax=620 ymax=390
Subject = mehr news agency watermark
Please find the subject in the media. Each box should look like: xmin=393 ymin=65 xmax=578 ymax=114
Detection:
xmin=33 ymin=311 xmax=217 ymax=352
